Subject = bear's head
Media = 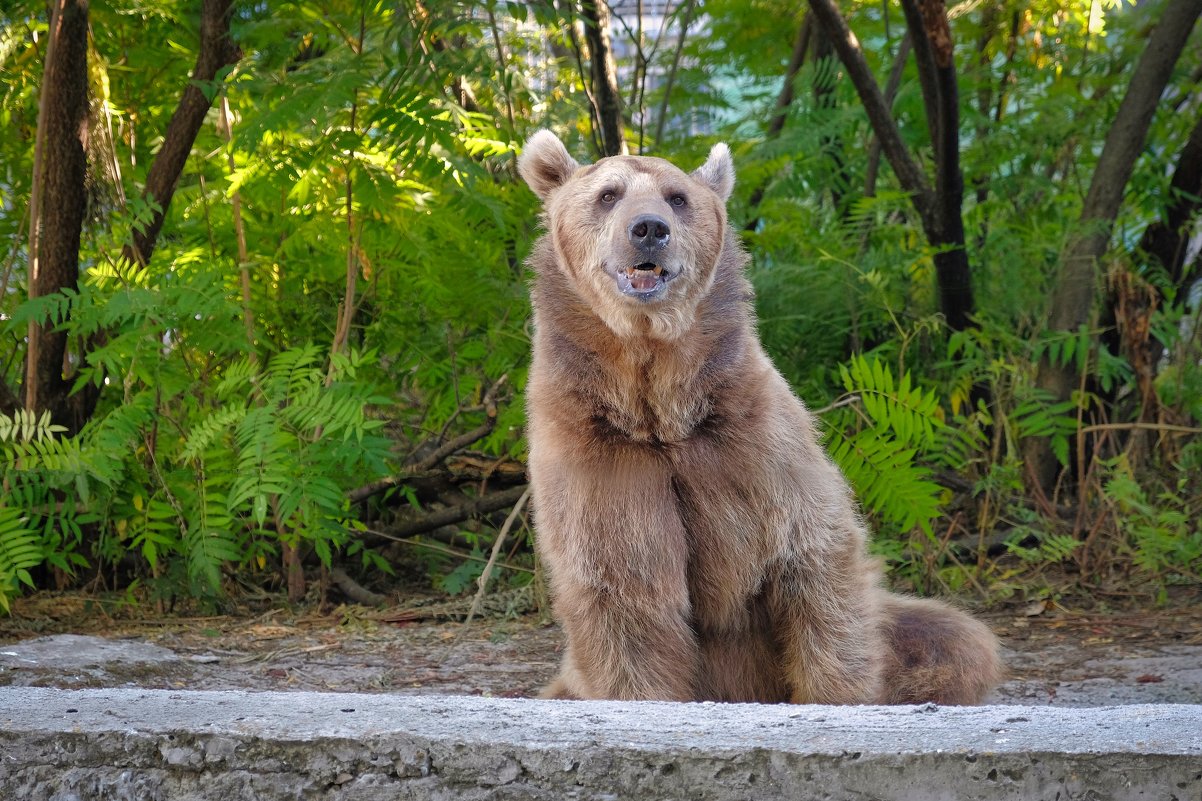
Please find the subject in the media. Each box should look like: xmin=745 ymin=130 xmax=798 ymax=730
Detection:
xmin=519 ymin=131 xmax=735 ymax=341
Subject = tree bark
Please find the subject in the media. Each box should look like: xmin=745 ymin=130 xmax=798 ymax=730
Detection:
xmin=121 ymin=0 xmax=241 ymax=268
xmin=29 ymin=0 xmax=240 ymax=434
xmin=1029 ymin=0 xmax=1202 ymax=493
xmin=1137 ymin=111 xmax=1202 ymax=291
xmin=580 ymin=0 xmax=626 ymax=157
xmin=23 ymin=0 xmax=89 ymax=428
xmin=902 ymin=0 xmax=974 ymax=333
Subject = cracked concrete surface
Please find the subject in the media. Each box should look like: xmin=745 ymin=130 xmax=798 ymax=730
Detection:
xmin=3 ymin=621 xmax=1201 ymax=800
xmin=1 ymin=687 xmax=1200 ymax=801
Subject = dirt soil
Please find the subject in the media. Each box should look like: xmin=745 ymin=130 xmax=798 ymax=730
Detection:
xmin=1 ymin=590 xmax=1200 ymax=707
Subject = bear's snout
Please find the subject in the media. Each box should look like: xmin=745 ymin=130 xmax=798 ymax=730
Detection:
xmin=628 ymin=214 xmax=671 ymax=254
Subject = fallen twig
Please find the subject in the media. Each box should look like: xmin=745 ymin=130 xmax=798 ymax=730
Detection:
xmin=363 ymin=525 xmax=534 ymax=575
xmin=379 ymin=484 xmax=529 ymax=539
xmin=329 ymin=565 xmax=389 ymax=607
xmin=347 ymin=374 xmax=509 ymax=502
xmin=465 ymin=486 xmax=532 ymax=626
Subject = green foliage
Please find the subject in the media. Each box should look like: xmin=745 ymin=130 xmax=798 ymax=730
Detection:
xmin=1106 ymin=463 xmax=1202 ymax=591
xmin=1 ymin=0 xmax=1200 ymax=609
xmin=0 ymin=411 xmax=68 ymax=611
xmin=826 ymin=354 xmax=947 ymax=538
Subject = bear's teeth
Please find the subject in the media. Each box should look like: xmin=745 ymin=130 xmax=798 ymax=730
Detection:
xmin=652 ymin=265 xmax=663 ymax=276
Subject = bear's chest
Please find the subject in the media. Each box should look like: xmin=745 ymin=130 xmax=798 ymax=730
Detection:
xmin=588 ymin=346 xmax=713 ymax=444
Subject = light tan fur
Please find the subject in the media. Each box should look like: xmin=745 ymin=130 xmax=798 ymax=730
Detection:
xmin=519 ymin=131 xmax=1002 ymax=705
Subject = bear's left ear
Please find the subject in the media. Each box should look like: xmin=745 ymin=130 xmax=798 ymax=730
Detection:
xmin=692 ymin=143 xmax=734 ymax=203
xmin=518 ymin=130 xmax=580 ymax=201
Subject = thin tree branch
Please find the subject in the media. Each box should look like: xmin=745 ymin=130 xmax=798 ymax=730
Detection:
xmin=485 ymin=3 xmax=517 ymax=148
xmin=347 ymin=374 xmax=509 ymax=503
xmin=121 ymin=0 xmax=241 ymax=268
xmin=580 ymin=0 xmax=627 ymax=156
xmin=218 ymin=95 xmax=256 ymax=359
xmin=465 ymin=485 xmax=532 ymax=625
xmin=380 ymin=484 xmax=530 ymax=540
xmin=864 ymin=33 xmax=912 ymax=198
xmin=767 ymin=12 xmax=813 ymax=141
xmin=565 ymin=15 xmax=604 ymax=156
xmin=805 ymin=0 xmax=934 ymax=218
xmin=652 ymin=0 xmax=697 ymax=146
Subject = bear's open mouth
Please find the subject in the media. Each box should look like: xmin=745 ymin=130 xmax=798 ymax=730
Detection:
xmin=616 ymin=262 xmax=671 ymax=299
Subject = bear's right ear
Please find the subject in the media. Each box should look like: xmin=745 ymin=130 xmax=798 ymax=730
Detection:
xmin=692 ymin=143 xmax=735 ymax=203
xmin=518 ymin=130 xmax=580 ymax=200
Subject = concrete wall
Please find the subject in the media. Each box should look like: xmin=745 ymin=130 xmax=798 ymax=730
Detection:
xmin=1 ymin=688 xmax=1199 ymax=800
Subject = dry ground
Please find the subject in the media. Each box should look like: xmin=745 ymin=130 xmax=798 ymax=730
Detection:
xmin=2 ymin=588 xmax=1200 ymax=707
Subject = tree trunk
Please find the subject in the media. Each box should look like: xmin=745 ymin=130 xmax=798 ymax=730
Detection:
xmin=1028 ymin=0 xmax=1202 ymax=493
xmin=1137 ymin=110 xmax=1202 ymax=291
xmin=19 ymin=0 xmax=239 ymax=433
xmin=23 ymin=0 xmax=89 ymax=430
xmin=806 ymin=0 xmax=975 ymax=331
xmin=121 ymin=0 xmax=241 ymax=268
xmin=902 ymin=0 xmax=974 ymax=333
xmin=580 ymin=0 xmax=626 ymax=157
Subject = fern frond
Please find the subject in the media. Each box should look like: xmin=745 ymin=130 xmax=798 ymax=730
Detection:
xmin=0 ymin=505 xmax=42 ymax=613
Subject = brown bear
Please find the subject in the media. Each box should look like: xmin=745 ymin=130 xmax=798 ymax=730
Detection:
xmin=518 ymin=130 xmax=1001 ymax=705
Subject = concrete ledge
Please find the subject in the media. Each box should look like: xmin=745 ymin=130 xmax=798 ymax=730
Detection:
xmin=1 ymin=688 xmax=1199 ymax=800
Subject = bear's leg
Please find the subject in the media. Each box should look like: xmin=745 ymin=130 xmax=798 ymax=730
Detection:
xmin=538 ymin=654 xmax=582 ymax=699
xmin=696 ymin=626 xmax=790 ymax=703
xmin=769 ymin=552 xmax=887 ymax=705
xmin=878 ymin=595 xmax=1002 ymax=705
xmin=532 ymin=445 xmax=699 ymax=701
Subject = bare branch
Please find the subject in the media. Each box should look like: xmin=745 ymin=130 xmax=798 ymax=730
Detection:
xmin=766 ymin=12 xmax=813 ymax=141
xmin=465 ymin=486 xmax=532 ymax=625
xmin=347 ymin=375 xmax=510 ymax=503
xmin=121 ymin=0 xmax=241 ymax=268
xmin=805 ymin=0 xmax=934 ymax=217
xmin=330 ymin=565 xmax=389 ymax=607
xmin=652 ymin=0 xmax=698 ymax=146
xmin=864 ymin=33 xmax=912 ymax=198
xmin=218 ymin=96 xmax=256 ymax=358
xmin=381 ymin=484 xmax=530 ymax=540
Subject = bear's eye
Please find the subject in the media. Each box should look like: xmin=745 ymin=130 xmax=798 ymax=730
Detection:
xmin=669 ymin=194 xmax=687 ymax=208
xmin=599 ymin=190 xmax=617 ymax=204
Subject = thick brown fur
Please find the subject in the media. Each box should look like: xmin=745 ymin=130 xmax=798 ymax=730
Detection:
xmin=519 ymin=131 xmax=1002 ymax=705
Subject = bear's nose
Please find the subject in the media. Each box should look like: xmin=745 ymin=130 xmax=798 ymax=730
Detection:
xmin=628 ymin=214 xmax=671 ymax=252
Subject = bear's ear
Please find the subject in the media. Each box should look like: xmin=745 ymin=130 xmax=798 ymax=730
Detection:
xmin=518 ymin=130 xmax=580 ymax=200
xmin=692 ymin=143 xmax=735 ymax=203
